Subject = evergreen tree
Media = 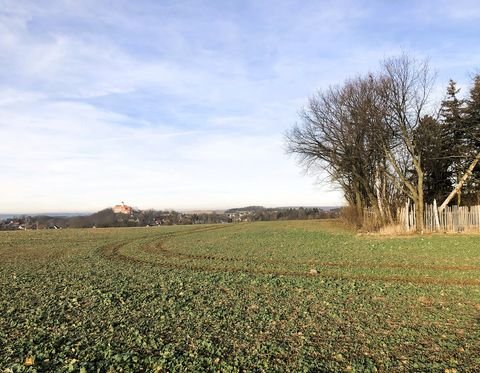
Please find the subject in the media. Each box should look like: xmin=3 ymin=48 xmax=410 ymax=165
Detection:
xmin=462 ymin=75 xmax=480 ymax=204
xmin=415 ymin=115 xmax=452 ymax=203
xmin=440 ymin=80 xmax=468 ymax=205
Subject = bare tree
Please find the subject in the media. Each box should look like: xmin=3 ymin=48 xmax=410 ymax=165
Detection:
xmin=377 ymin=54 xmax=436 ymax=232
xmin=286 ymin=75 xmax=396 ymax=227
xmin=287 ymin=54 xmax=438 ymax=232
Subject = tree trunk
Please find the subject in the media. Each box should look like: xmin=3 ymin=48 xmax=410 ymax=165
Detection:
xmin=457 ymin=177 xmax=462 ymax=206
xmin=415 ymin=170 xmax=424 ymax=232
xmin=439 ymin=151 xmax=480 ymax=211
xmin=374 ymin=167 xmax=386 ymax=223
xmin=405 ymin=200 xmax=410 ymax=231
xmin=354 ymin=188 xmax=363 ymax=226
xmin=433 ymin=199 xmax=440 ymax=231
xmin=415 ymin=198 xmax=424 ymax=233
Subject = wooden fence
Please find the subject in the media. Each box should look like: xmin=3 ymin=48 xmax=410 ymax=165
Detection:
xmin=398 ymin=201 xmax=480 ymax=233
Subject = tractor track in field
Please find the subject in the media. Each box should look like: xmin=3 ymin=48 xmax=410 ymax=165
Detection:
xmin=144 ymin=241 xmax=480 ymax=272
xmin=97 ymin=225 xmax=480 ymax=287
xmin=97 ymin=224 xmax=232 ymax=264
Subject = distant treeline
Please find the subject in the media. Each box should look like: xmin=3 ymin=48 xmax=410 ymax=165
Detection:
xmin=225 ymin=206 xmax=340 ymax=222
xmin=0 ymin=206 xmax=340 ymax=230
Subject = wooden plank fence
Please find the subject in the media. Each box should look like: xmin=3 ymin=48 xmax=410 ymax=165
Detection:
xmin=398 ymin=201 xmax=480 ymax=233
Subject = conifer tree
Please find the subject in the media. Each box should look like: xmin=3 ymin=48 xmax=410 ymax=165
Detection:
xmin=439 ymin=76 xmax=480 ymax=209
xmin=440 ymin=80 xmax=467 ymax=205
xmin=462 ymin=75 xmax=480 ymax=204
xmin=415 ymin=115 xmax=451 ymax=203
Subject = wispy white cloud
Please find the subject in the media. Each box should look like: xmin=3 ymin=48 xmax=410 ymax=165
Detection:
xmin=0 ymin=94 xmax=335 ymax=212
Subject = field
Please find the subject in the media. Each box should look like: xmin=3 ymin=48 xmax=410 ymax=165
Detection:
xmin=1 ymin=220 xmax=479 ymax=372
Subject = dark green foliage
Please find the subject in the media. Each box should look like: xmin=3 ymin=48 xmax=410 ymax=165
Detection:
xmin=415 ymin=115 xmax=452 ymax=203
xmin=462 ymin=75 xmax=480 ymax=204
xmin=438 ymin=76 xmax=480 ymax=206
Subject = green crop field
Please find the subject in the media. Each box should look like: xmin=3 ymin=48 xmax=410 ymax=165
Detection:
xmin=1 ymin=220 xmax=479 ymax=372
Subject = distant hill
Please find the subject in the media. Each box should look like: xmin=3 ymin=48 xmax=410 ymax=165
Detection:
xmin=275 ymin=206 xmax=341 ymax=211
xmin=0 ymin=212 xmax=90 ymax=219
xmin=225 ymin=205 xmax=341 ymax=213
xmin=224 ymin=206 xmax=266 ymax=213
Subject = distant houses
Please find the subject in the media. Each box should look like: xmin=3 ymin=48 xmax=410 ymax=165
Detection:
xmin=226 ymin=211 xmax=252 ymax=222
xmin=3 ymin=219 xmax=23 ymax=230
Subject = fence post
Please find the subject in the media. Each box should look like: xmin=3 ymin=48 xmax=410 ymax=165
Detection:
xmin=405 ymin=200 xmax=410 ymax=232
xmin=433 ymin=199 xmax=440 ymax=232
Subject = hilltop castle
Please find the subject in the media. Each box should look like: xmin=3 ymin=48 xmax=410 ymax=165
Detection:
xmin=112 ymin=202 xmax=133 ymax=215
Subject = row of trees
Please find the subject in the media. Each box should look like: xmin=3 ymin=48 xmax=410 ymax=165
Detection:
xmin=226 ymin=207 xmax=340 ymax=221
xmin=287 ymin=54 xmax=480 ymax=232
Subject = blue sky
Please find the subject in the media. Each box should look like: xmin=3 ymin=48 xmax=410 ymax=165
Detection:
xmin=1 ymin=0 xmax=480 ymax=213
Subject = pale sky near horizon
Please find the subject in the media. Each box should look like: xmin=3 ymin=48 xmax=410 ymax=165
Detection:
xmin=1 ymin=0 xmax=480 ymax=213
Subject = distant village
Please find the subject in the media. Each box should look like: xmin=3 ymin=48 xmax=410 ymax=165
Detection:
xmin=0 ymin=202 xmax=340 ymax=230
